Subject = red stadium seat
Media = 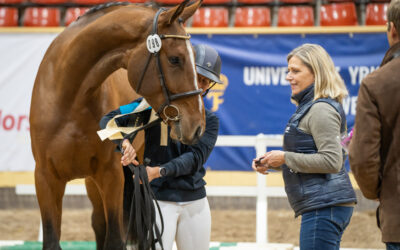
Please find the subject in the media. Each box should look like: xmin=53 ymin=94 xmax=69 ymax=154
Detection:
xmin=23 ymin=7 xmax=60 ymax=27
xmin=192 ymin=7 xmax=229 ymax=27
xmin=154 ymin=0 xmax=184 ymax=4
xmin=237 ymin=0 xmax=273 ymax=3
xmin=71 ymin=0 xmax=108 ymax=5
xmin=280 ymin=0 xmax=313 ymax=3
xmin=320 ymin=3 xmax=358 ymax=26
xmin=366 ymin=3 xmax=388 ymax=25
xmin=278 ymin=6 xmax=314 ymax=27
xmin=0 ymin=7 xmax=18 ymax=27
xmin=327 ymin=0 xmax=356 ymax=2
xmin=156 ymin=0 xmax=230 ymax=4
xmin=122 ymin=0 xmax=147 ymax=2
xmin=0 ymin=0 xmax=23 ymax=4
xmin=234 ymin=7 xmax=270 ymax=27
xmin=64 ymin=7 xmax=88 ymax=26
xmin=30 ymin=0 xmax=67 ymax=4
xmin=202 ymin=0 xmax=231 ymax=4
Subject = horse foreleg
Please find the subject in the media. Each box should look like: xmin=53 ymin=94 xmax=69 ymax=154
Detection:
xmin=85 ymin=178 xmax=107 ymax=250
xmin=93 ymin=167 xmax=125 ymax=250
xmin=35 ymin=167 xmax=66 ymax=250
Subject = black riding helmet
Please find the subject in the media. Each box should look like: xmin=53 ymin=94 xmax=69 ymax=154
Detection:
xmin=194 ymin=44 xmax=222 ymax=84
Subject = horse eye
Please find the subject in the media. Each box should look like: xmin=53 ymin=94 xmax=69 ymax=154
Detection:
xmin=168 ymin=56 xmax=180 ymax=66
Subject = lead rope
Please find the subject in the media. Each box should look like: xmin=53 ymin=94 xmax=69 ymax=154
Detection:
xmin=121 ymin=121 xmax=164 ymax=250
xmin=123 ymin=156 xmax=165 ymax=250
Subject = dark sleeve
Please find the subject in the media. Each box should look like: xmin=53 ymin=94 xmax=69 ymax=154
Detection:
xmin=99 ymin=98 xmax=144 ymax=129
xmin=99 ymin=99 xmax=147 ymax=149
xmin=349 ymin=81 xmax=382 ymax=200
xmin=99 ymin=109 xmax=121 ymax=129
xmin=161 ymin=112 xmax=219 ymax=177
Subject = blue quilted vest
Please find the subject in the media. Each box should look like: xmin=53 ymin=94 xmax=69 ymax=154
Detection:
xmin=282 ymin=85 xmax=357 ymax=217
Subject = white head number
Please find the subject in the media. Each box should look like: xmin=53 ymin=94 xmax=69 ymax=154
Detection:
xmin=147 ymin=34 xmax=162 ymax=53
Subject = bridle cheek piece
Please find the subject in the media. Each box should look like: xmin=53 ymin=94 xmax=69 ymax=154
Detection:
xmin=135 ymin=8 xmax=202 ymax=123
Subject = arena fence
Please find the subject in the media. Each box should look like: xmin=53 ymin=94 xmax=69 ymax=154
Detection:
xmin=16 ymin=134 xmax=284 ymax=244
xmin=214 ymin=134 xmax=284 ymax=244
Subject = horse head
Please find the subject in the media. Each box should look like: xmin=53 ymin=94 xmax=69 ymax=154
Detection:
xmin=125 ymin=0 xmax=205 ymax=145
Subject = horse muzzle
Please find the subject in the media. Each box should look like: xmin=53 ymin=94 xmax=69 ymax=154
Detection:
xmin=170 ymin=119 xmax=203 ymax=145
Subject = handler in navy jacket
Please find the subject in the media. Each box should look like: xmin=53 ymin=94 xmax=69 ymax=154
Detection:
xmin=100 ymin=44 xmax=222 ymax=250
xmin=252 ymin=44 xmax=356 ymax=249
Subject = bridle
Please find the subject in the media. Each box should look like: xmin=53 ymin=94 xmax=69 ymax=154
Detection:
xmin=123 ymin=10 xmax=201 ymax=249
xmin=135 ymin=8 xmax=202 ymax=123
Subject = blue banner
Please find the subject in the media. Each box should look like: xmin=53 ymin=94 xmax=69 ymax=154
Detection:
xmin=191 ymin=33 xmax=388 ymax=171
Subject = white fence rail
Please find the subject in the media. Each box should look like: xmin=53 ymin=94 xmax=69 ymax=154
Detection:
xmin=16 ymin=134 xmax=284 ymax=244
xmin=215 ymin=134 xmax=284 ymax=244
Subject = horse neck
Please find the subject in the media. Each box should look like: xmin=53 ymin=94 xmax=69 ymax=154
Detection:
xmin=58 ymin=8 xmax=151 ymax=109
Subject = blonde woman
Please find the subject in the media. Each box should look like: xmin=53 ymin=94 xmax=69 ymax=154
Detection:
xmin=252 ymin=44 xmax=356 ymax=249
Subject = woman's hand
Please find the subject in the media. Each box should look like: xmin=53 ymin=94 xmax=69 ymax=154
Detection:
xmin=121 ymin=139 xmax=139 ymax=166
xmin=264 ymin=150 xmax=285 ymax=168
xmin=252 ymin=155 xmax=269 ymax=175
xmin=132 ymin=166 xmax=160 ymax=184
xmin=252 ymin=150 xmax=285 ymax=174
xmin=146 ymin=166 xmax=161 ymax=183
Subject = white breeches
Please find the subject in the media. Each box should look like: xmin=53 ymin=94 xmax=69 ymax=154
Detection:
xmin=155 ymin=197 xmax=211 ymax=250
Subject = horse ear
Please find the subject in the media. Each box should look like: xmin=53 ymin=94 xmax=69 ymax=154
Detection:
xmin=160 ymin=0 xmax=202 ymax=25
xmin=179 ymin=0 xmax=202 ymax=24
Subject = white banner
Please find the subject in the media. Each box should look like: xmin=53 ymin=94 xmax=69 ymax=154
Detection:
xmin=0 ymin=33 xmax=58 ymax=171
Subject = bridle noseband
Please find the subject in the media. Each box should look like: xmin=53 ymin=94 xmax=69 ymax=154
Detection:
xmin=135 ymin=8 xmax=202 ymax=123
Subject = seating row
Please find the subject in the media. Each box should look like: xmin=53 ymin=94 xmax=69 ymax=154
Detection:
xmin=0 ymin=0 xmax=392 ymax=4
xmin=0 ymin=2 xmax=388 ymax=27
xmin=152 ymin=0 xmax=390 ymax=3
xmin=0 ymin=6 xmax=86 ymax=25
xmin=193 ymin=2 xmax=387 ymax=27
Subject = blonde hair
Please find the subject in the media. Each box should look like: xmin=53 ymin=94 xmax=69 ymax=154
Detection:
xmin=287 ymin=43 xmax=348 ymax=103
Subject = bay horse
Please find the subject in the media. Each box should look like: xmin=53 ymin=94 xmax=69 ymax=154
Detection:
xmin=29 ymin=1 xmax=204 ymax=249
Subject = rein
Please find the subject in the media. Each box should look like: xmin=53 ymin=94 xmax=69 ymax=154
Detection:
xmin=124 ymin=158 xmax=165 ymax=250
xmin=121 ymin=114 xmax=164 ymax=250
xmin=135 ymin=8 xmax=202 ymax=123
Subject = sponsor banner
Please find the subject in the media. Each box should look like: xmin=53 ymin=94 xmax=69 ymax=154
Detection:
xmin=0 ymin=32 xmax=388 ymax=171
xmin=190 ymin=33 xmax=388 ymax=171
xmin=0 ymin=33 xmax=58 ymax=171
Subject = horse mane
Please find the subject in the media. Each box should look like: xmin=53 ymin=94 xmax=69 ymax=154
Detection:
xmin=84 ymin=2 xmax=131 ymax=16
xmin=78 ymin=1 xmax=157 ymax=20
